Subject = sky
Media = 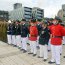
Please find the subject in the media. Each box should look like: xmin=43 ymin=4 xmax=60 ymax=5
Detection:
xmin=0 ymin=0 xmax=65 ymax=18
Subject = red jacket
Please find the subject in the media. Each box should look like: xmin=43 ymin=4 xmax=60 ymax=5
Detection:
xmin=49 ymin=24 xmax=65 ymax=45
xmin=29 ymin=26 xmax=38 ymax=41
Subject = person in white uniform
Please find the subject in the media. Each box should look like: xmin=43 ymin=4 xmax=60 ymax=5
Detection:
xmin=15 ymin=20 xmax=21 ymax=48
xmin=20 ymin=19 xmax=29 ymax=53
xmin=7 ymin=20 xmax=12 ymax=45
xmin=38 ymin=22 xmax=50 ymax=61
xmin=11 ymin=21 xmax=16 ymax=47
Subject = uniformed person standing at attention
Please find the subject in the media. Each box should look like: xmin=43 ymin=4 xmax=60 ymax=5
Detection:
xmin=38 ymin=22 xmax=50 ymax=61
xmin=15 ymin=20 xmax=21 ymax=49
xmin=47 ymin=19 xmax=53 ymax=52
xmin=11 ymin=21 xmax=16 ymax=47
xmin=28 ymin=19 xmax=38 ymax=56
xmin=48 ymin=17 xmax=65 ymax=65
xmin=36 ymin=20 xmax=42 ymax=48
xmin=7 ymin=20 xmax=12 ymax=45
xmin=20 ymin=19 xmax=29 ymax=53
xmin=58 ymin=19 xmax=65 ymax=55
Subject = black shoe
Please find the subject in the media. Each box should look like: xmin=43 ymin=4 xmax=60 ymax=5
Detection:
xmin=13 ymin=45 xmax=17 ymax=47
xmin=43 ymin=59 xmax=47 ymax=62
xmin=48 ymin=50 xmax=51 ymax=52
xmin=37 ymin=46 xmax=40 ymax=49
xmin=28 ymin=53 xmax=33 ymax=54
xmin=18 ymin=47 xmax=21 ymax=49
xmin=60 ymin=53 xmax=62 ymax=55
xmin=48 ymin=61 xmax=55 ymax=64
xmin=63 ymin=56 xmax=65 ymax=58
xmin=23 ymin=50 xmax=27 ymax=53
xmin=27 ymin=43 xmax=30 ymax=45
xmin=20 ymin=49 xmax=24 ymax=51
xmin=38 ymin=56 xmax=43 ymax=58
xmin=63 ymin=44 xmax=65 ymax=45
xmin=33 ymin=54 xmax=36 ymax=57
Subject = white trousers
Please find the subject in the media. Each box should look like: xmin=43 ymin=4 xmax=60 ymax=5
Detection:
xmin=62 ymin=36 xmax=65 ymax=44
xmin=29 ymin=41 xmax=37 ymax=54
xmin=27 ymin=35 xmax=29 ymax=43
xmin=16 ymin=35 xmax=21 ymax=47
xmin=12 ymin=35 xmax=16 ymax=45
xmin=21 ymin=37 xmax=27 ymax=50
xmin=51 ymin=44 xmax=61 ymax=64
xmin=39 ymin=44 xmax=48 ymax=59
xmin=48 ymin=39 xmax=51 ymax=51
xmin=7 ymin=34 xmax=12 ymax=44
xmin=36 ymin=36 xmax=39 ymax=46
xmin=60 ymin=45 xmax=62 ymax=54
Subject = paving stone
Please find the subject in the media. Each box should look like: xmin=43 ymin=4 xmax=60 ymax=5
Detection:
xmin=0 ymin=41 xmax=65 ymax=65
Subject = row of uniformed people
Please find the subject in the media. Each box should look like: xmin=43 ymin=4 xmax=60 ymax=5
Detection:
xmin=7 ymin=18 xmax=65 ymax=65
xmin=7 ymin=19 xmax=50 ymax=57
xmin=7 ymin=19 xmax=29 ymax=53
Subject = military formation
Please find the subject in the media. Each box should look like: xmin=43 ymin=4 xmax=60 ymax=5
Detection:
xmin=7 ymin=17 xmax=65 ymax=65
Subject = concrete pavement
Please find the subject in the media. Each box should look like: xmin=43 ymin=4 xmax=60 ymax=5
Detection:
xmin=0 ymin=41 xmax=65 ymax=65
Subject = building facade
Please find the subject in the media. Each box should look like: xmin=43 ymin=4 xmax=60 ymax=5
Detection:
xmin=32 ymin=7 xmax=44 ymax=20
xmin=22 ymin=7 xmax=32 ymax=21
xmin=9 ymin=7 xmax=32 ymax=21
xmin=57 ymin=9 xmax=63 ymax=18
xmin=9 ymin=3 xmax=44 ymax=21
xmin=62 ymin=4 xmax=65 ymax=21
xmin=57 ymin=4 xmax=65 ymax=21
xmin=14 ymin=3 xmax=22 ymax=10
xmin=0 ymin=11 xmax=9 ymax=21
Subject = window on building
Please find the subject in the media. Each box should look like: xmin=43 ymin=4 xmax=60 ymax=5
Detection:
xmin=63 ymin=9 xmax=65 ymax=11
xmin=24 ymin=10 xmax=32 ymax=12
xmin=63 ymin=15 xmax=65 ymax=17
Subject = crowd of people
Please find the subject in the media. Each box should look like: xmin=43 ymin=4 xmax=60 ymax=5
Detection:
xmin=7 ymin=17 xmax=65 ymax=65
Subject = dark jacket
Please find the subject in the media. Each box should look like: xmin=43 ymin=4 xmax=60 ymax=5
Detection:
xmin=7 ymin=24 xmax=12 ymax=35
xmin=37 ymin=24 xmax=42 ymax=36
xmin=39 ymin=27 xmax=50 ymax=45
xmin=15 ymin=24 xmax=21 ymax=35
xmin=21 ymin=24 xmax=29 ymax=37
xmin=11 ymin=24 xmax=16 ymax=35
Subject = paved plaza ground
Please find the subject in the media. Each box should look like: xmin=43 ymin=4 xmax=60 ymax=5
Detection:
xmin=0 ymin=41 xmax=65 ymax=65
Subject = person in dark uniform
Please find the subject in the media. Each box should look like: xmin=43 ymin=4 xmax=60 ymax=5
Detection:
xmin=64 ymin=56 xmax=65 ymax=58
xmin=20 ymin=19 xmax=29 ymax=53
xmin=37 ymin=22 xmax=42 ymax=36
xmin=38 ymin=22 xmax=50 ymax=61
xmin=11 ymin=21 xmax=16 ymax=46
xmin=7 ymin=20 xmax=12 ymax=45
xmin=61 ymin=24 xmax=65 ymax=58
xmin=59 ymin=22 xmax=65 ymax=55
xmin=36 ymin=21 xmax=42 ymax=48
xmin=15 ymin=20 xmax=21 ymax=48
xmin=47 ymin=19 xmax=53 ymax=52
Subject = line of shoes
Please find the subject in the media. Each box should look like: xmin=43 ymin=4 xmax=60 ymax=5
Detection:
xmin=7 ymin=43 xmax=65 ymax=65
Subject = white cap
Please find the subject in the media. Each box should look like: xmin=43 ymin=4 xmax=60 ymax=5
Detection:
xmin=8 ymin=20 xmax=11 ymax=23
